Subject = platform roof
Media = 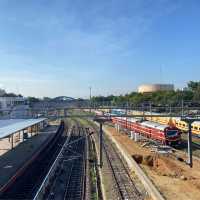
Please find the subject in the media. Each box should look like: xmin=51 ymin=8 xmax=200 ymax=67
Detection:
xmin=0 ymin=118 xmax=46 ymax=139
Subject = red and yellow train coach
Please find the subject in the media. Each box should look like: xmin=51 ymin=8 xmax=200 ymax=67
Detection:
xmin=112 ymin=116 xmax=181 ymax=145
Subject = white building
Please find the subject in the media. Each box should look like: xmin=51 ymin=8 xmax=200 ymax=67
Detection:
xmin=0 ymin=97 xmax=26 ymax=110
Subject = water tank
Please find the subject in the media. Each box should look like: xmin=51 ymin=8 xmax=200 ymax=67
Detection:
xmin=138 ymin=84 xmax=174 ymax=93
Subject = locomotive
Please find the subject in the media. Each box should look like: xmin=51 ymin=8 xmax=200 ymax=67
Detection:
xmin=94 ymin=109 xmax=181 ymax=145
xmin=112 ymin=116 xmax=181 ymax=145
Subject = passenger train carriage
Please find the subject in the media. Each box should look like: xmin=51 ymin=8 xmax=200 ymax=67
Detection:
xmin=110 ymin=109 xmax=200 ymax=136
xmin=93 ymin=109 xmax=182 ymax=144
xmin=112 ymin=116 xmax=181 ymax=145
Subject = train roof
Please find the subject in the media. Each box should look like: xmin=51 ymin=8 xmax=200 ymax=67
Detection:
xmin=127 ymin=118 xmax=141 ymax=123
xmin=140 ymin=121 xmax=169 ymax=131
xmin=192 ymin=121 xmax=200 ymax=125
xmin=111 ymin=109 xmax=126 ymax=115
xmin=173 ymin=117 xmax=200 ymax=125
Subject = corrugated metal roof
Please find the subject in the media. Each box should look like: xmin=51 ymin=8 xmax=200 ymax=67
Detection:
xmin=0 ymin=118 xmax=46 ymax=139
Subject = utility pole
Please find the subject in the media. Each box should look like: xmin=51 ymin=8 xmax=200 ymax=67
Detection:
xmin=89 ymin=87 xmax=92 ymax=112
xmin=89 ymin=87 xmax=92 ymax=102
xmin=181 ymin=88 xmax=184 ymax=116
xmin=182 ymin=99 xmax=184 ymax=116
xmin=188 ymin=122 xmax=193 ymax=168
xmin=126 ymin=101 xmax=128 ymax=129
xmin=142 ymin=103 xmax=145 ymax=120
xmin=99 ymin=123 xmax=103 ymax=168
xmin=150 ymin=102 xmax=152 ymax=120
xmin=94 ymin=118 xmax=105 ymax=168
xmin=182 ymin=118 xmax=194 ymax=168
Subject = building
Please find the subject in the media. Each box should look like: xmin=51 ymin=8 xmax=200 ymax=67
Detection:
xmin=138 ymin=84 xmax=174 ymax=93
xmin=0 ymin=97 xmax=26 ymax=110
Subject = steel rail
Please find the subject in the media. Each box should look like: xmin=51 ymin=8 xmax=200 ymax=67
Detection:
xmin=63 ymin=125 xmax=87 ymax=200
xmin=102 ymin=136 xmax=143 ymax=200
xmin=33 ymin=125 xmax=73 ymax=200
xmin=87 ymin=120 xmax=143 ymax=200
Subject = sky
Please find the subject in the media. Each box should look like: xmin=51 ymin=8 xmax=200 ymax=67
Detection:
xmin=0 ymin=0 xmax=200 ymax=98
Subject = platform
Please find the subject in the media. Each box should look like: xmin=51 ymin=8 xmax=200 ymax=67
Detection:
xmin=0 ymin=118 xmax=47 ymax=139
xmin=0 ymin=125 xmax=58 ymax=189
xmin=0 ymin=118 xmax=47 ymax=153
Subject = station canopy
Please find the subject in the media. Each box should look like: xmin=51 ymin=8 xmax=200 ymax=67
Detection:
xmin=0 ymin=118 xmax=46 ymax=139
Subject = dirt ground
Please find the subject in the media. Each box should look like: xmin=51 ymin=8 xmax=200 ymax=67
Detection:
xmin=104 ymin=125 xmax=200 ymax=200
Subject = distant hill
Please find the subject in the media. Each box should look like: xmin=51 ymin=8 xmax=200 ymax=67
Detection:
xmin=53 ymin=96 xmax=76 ymax=101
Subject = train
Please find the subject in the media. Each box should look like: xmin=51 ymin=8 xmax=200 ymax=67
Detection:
xmin=93 ymin=109 xmax=182 ymax=145
xmin=129 ymin=110 xmax=200 ymax=135
xmin=96 ymin=109 xmax=200 ymax=135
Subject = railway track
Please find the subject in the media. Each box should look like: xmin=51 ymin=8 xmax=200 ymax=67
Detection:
xmin=45 ymin=121 xmax=88 ymax=200
xmin=63 ymin=126 xmax=87 ymax=200
xmin=0 ymin=121 xmax=66 ymax=200
xmin=88 ymin=120 xmax=143 ymax=200
xmin=102 ymin=135 xmax=143 ymax=200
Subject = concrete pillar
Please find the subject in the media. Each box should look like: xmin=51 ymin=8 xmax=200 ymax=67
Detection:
xmin=11 ymin=134 xmax=14 ymax=149
xmin=134 ymin=132 xmax=139 ymax=142
xmin=20 ymin=130 xmax=23 ymax=142
xmin=34 ymin=124 xmax=37 ymax=135
xmin=30 ymin=126 xmax=33 ymax=137
xmin=118 ymin=124 xmax=120 ymax=132
xmin=115 ymin=124 xmax=120 ymax=132
xmin=115 ymin=123 xmax=118 ymax=131
xmin=130 ymin=131 xmax=134 ymax=140
xmin=37 ymin=124 xmax=39 ymax=134
xmin=23 ymin=130 xmax=24 ymax=142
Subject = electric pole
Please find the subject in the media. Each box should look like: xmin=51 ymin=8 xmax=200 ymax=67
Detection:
xmin=89 ymin=87 xmax=92 ymax=112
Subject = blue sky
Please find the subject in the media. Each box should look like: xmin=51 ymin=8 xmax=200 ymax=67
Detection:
xmin=0 ymin=0 xmax=200 ymax=98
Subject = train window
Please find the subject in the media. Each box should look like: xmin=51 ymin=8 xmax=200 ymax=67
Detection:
xmin=167 ymin=130 xmax=178 ymax=136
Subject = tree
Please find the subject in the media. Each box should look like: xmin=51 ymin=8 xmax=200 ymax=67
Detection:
xmin=27 ymin=97 xmax=40 ymax=104
xmin=43 ymin=97 xmax=52 ymax=101
xmin=188 ymin=81 xmax=200 ymax=91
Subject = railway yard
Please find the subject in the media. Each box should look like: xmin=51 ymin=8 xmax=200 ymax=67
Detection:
xmin=103 ymin=123 xmax=200 ymax=200
xmin=0 ymin=108 xmax=200 ymax=200
xmin=1 ymin=1 xmax=200 ymax=199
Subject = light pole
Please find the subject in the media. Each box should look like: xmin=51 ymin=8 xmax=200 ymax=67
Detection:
xmin=89 ymin=87 xmax=92 ymax=112
xmin=181 ymin=88 xmax=184 ymax=116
